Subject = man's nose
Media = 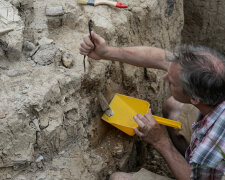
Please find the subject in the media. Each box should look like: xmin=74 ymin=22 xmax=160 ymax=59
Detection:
xmin=163 ymin=73 xmax=169 ymax=83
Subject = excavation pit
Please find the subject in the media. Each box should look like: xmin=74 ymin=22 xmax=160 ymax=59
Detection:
xmin=0 ymin=0 xmax=224 ymax=179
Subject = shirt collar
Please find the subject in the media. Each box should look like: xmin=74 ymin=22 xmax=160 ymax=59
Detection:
xmin=192 ymin=101 xmax=225 ymax=138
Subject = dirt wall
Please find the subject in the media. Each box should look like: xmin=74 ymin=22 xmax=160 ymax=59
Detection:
xmin=0 ymin=0 xmax=184 ymax=179
xmin=182 ymin=0 xmax=225 ymax=54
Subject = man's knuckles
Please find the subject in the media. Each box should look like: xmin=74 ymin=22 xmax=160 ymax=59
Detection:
xmin=144 ymin=114 xmax=151 ymax=121
xmin=137 ymin=113 xmax=143 ymax=118
xmin=137 ymin=114 xmax=148 ymax=122
xmin=134 ymin=128 xmax=144 ymax=137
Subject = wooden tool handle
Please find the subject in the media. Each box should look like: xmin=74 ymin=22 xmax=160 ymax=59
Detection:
xmin=98 ymin=92 xmax=110 ymax=112
xmin=95 ymin=0 xmax=117 ymax=7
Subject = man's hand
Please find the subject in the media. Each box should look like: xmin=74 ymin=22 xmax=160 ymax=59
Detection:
xmin=134 ymin=109 xmax=191 ymax=179
xmin=79 ymin=32 xmax=108 ymax=60
xmin=134 ymin=109 xmax=168 ymax=149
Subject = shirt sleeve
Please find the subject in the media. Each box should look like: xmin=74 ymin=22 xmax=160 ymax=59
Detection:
xmin=190 ymin=163 xmax=224 ymax=180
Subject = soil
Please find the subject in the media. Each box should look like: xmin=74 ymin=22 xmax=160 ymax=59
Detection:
xmin=0 ymin=0 xmax=224 ymax=179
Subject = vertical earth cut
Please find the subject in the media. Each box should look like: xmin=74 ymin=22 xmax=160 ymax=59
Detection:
xmin=0 ymin=0 xmax=210 ymax=179
xmin=182 ymin=0 xmax=225 ymax=54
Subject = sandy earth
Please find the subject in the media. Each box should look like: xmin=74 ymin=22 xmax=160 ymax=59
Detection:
xmin=0 ymin=0 xmax=224 ymax=179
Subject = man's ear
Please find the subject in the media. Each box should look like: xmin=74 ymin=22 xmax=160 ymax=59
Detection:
xmin=190 ymin=98 xmax=200 ymax=105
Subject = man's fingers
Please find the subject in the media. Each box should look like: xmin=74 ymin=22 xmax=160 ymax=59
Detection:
xmin=144 ymin=109 xmax=154 ymax=121
xmin=83 ymin=34 xmax=95 ymax=49
xmin=133 ymin=115 xmax=145 ymax=128
xmin=134 ymin=128 xmax=144 ymax=137
xmin=80 ymin=40 xmax=93 ymax=51
xmin=79 ymin=51 xmax=88 ymax=56
xmin=148 ymin=108 xmax=152 ymax=115
xmin=79 ymin=46 xmax=90 ymax=54
xmin=145 ymin=109 xmax=159 ymax=127
xmin=137 ymin=113 xmax=149 ymax=125
xmin=79 ymin=35 xmax=94 ymax=56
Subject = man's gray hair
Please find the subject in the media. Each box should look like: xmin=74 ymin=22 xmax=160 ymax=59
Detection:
xmin=167 ymin=45 xmax=225 ymax=106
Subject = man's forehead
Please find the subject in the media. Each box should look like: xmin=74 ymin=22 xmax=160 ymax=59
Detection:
xmin=169 ymin=62 xmax=182 ymax=72
xmin=168 ymin=62 xmax=182 ymax=83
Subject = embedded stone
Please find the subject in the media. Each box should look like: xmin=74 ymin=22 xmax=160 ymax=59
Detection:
xmin=46 ymin=6 xmax=64 ymax=16
xmin=0 ymin=112 xmax=6 ymax=119
xmin=62 ymin=52 xmax=74 ymax=68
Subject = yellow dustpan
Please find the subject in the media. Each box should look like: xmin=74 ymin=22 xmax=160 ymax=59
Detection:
xmin=102 ymin=94 xmax=181 ymax=136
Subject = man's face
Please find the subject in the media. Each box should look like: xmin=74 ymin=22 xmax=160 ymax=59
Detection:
xmin=163 ymin=62 xmax=191 ymax=103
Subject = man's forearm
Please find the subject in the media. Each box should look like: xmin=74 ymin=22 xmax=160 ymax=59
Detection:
xmin=102 ymin=46 xmax=170 ymax=71
xmin=154 ymin=139 xmax=191 ymax=180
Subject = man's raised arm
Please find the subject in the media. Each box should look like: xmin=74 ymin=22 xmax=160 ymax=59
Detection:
xmin=79 ymin=32 xmax=170 ymax=71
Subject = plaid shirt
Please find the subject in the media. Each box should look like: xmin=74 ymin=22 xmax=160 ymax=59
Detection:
xmin=185 ymin=101 xmax=225 ymax=180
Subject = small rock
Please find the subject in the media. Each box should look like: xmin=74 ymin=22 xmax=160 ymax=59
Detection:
xmin=62 ymin=52 xmax=74 ymax=68
xmin=40 ymin=118 xmax=49 ymax=129
xmin=24 ymin=83 xmax=30 ymax=89
xmin=0 ymin=62 xmax=9 ymax=70
xmin=6 ymin=174 xmax=12 ymax=179
xmin=32 ymin=44 xmax=61 ymax=66
xmin=59 ymin=68 xmax=66 ymax=73
xmin=36 ymin=172 xmax=47 ymax=180
xmin=34 ymin=94 xmax=41 ymax=100
xmin=38 ymin=37 xmax=53 ymax=46
xmin=7 ymin=69 xmax=28 ymax=77
xmin=58 ymin=150 xmax=65 ymax=155
xmin=23 ymin=41 xmax=35 ymax=52
xmin=0 ymin=28 xmax=13 ymax=36
xmin=16 ymin=94 xmax=22 ymax=99
xmin=2 ymin=150 xmax=7 ymax=156
xmin=13 ymin=158 xmax=27 ymax=165
xmin=36 ymin=155 xmax=44 ymax=163
xmin=112 ymin=143 xmax=124 ymax=158
xmin=14 ymin=175 xmax=27 ymax=180
xmin=50 ymin=166 xmax=57 ymax=171
xmin=0 ymin=112 xmax=6 ymax=119
xmin=46 ymin=6 xmax=64 ymax=16
xmin=37 ymin=161 xmax=44 ymax=169
xmin=33 ymin=119 xmax=41 ymax=132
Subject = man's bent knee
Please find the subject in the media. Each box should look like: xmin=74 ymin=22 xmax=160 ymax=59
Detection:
xmin=162 ymin=96 xmax=183 ymax=120
xmin=109 ymin=172 xmax=133 ymax=180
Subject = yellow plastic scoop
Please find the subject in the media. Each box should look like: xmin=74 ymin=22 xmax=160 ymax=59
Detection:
xmin=101 ymin=93 xmax=181 ymax=136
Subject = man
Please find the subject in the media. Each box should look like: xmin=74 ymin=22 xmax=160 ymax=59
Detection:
xmin=79 ymin=32 xmax=225 ymax=180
